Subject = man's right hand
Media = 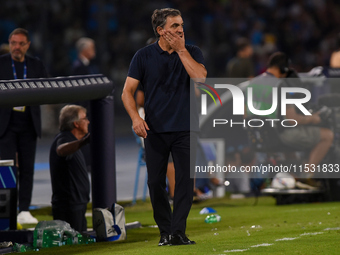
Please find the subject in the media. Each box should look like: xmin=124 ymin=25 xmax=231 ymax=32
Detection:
xmin=133 ymin=117 xmax=149 ymax=138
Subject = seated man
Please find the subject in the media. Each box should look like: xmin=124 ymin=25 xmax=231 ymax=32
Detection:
xmin=49 ymin=105 xmax=90 ymax=232
xmin=248 ymin=52 xmax=333 ymax=182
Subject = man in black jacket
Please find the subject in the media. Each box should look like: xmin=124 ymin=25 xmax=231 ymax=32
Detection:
xmin=0 ymin=28 xmax=48 ymax=224
xmin=71 ymin=37 xmax=97 ymax=76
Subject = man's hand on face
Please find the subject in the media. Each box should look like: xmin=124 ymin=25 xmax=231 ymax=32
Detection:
xmin=163 ymin=30 xmax=186 ymax=52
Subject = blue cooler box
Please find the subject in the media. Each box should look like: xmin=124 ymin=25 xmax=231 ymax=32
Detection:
xmin=0 ymin=160 xmax=16 ymax=230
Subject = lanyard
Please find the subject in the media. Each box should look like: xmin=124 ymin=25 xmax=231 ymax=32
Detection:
xmin=12 ymin=59 xmax=27 ymax=112
xmin=11 ymin=58 xmax=27 ymax=80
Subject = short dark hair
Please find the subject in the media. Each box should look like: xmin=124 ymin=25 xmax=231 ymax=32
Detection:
xmin=59 ymin=105 xmax=86 ymax=131
xmin=151 ymin=8 xmax=181 ymax=38
xmin=267 ymin=52 xmax=290 ymax=74
xmin=8 ymin=28 xmax=30 ymax=42
xmin=236 ymin=37 xmax=251 ymax=52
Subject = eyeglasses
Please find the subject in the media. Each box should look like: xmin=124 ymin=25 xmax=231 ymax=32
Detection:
xmin=9 ymin=41 xmax=29 ymax=47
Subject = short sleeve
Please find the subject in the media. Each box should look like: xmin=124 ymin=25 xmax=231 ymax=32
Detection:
xmin=56 ymin=136 xmax=74 ymax=160
xmin=127 ymin=50 xmax=144 ymax=81
xmin=188 ymin=45 xmax=205 ymax=67
xmin=56 ymin=136 xmax=68 ymax=147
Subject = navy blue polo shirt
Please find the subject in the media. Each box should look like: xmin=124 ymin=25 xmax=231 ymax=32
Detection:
xmin=128 ymin=41 xmax=205 ymax=133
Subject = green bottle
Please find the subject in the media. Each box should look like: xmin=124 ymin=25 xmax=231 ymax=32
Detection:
xmin=42 ymin=229 xmax=63 ymax=248
xmin=204 ymin=214 xmax=221 ymax=223
xmin=33 ymin=228 xmax=44 ymax=248
xmin=12 ymin=243 xmax=26 ymax=252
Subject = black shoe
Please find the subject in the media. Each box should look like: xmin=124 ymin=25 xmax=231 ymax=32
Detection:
xmin=170 ymin=232 xmax=196 ymax=245
xmin=158 ymin=234 xmax=170 ymax=246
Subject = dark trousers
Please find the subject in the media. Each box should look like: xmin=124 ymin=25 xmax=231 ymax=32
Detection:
xmin=144 ymin=131 xmax=196 ymax=235
xmin=0 ymin=124 xmax=37 ymax=212
xmin=52 ymin=204 xmax=87 ymax=232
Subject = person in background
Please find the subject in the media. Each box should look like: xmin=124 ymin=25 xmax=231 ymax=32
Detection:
xmin=0 ymin=28 xmax=48 ymax=224
xmin=71 ymin=37 xmax=97 ymax=75
xmin=226 ymin=37 xmax=255 ymax=79
xmin=49 ymin=105 xmax=90 ymax=232
xmin=71 ymin=37 xmax=97 ymax=172
xmin=247 ymin=52 xmax=333 ymax=187
xmin=225 ymin=38 xmax=255 ymax=195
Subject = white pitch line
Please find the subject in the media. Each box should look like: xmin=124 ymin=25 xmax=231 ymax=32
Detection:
xmin=324 ymin=227 xmax=340 ymax=231
xmin=222 ymin=228 xmax=340 ymax=253
xmin=250 ymin=243 xmax=273 ymax=248
xmin=300 ymin=232 xmax=324 ymax=236
xmin=275 ymin=237 xmax=299 ymax=241
xmin=224 ymin=249 xmax=249 ymax=253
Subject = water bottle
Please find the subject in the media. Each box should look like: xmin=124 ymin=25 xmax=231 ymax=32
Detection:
xmin=63 ymin=234 xmax=73 ymax=245
xmin=70 ymin=233 xmax=83 ymax=244
xmin=33 ymin=228 xmax=43 ymax=239
xmin=33 ymin=228 xmax=44 ymax=248
xmin=12 ymin=243 xmax=27 ymax=252
xmin=85 ymin=237 xmax=96 ymax=244
xmin=42 ymin=229 xmax=63 ymax=247
xmin=68 ymin=233 xmax=86 ymax=245
xmin=205 ymin=214 xmax=221 ymax=223
xmin=13 ymin=243 xmax=38 ymax=252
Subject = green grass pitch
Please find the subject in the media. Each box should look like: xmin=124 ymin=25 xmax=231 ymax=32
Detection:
xmin=23 ymin=196 xmax=340 ymax=254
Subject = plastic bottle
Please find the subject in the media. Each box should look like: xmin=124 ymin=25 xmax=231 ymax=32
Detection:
xmin=32 ymin=220 xmax=99 ymax=248
xmin=33 ymin=228 xmax=43 ymax=239
xmin=34 ymin=238 xmax=43 ymax=248
xmin=70 ymin=233 xmax=83 ymax=245
xmin=12 ymin=243 xmax=26 ymax=252
xmin=205 ymin=214 xmax=221 ymax=223
xmin=65 ymin=233 xmax=86 ymax=245
xmin=63 ymin=230 xmax=75 ymax=245
xmin=33 ymin=228 xmax=44 ymax=248
xmin=41 ymin=229 xmax=63 ymax=247
xmin=12 ymin=243 xmax=37 ymax=252
xmin=63 ymin=234 xmax=73 ymax=245
xmin=85 ymin=237 xmax=96 ymax=244
xmin=33 ymin=222 xmax=46 ymax=248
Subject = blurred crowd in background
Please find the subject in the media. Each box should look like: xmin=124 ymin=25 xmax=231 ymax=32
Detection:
xmin=1 ymin=0 xmax=340 ymax=133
